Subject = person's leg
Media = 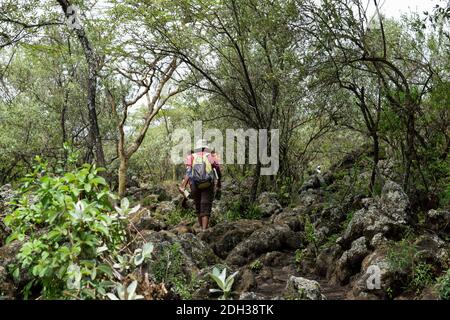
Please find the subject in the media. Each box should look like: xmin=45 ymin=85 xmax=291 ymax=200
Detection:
xmin=199 ymin=186 xmax=214 ymax=230
xmin=201 ymin=216 xmax=209 ymax=229
xmin=191 ymin=184 xmax=202 ymax=228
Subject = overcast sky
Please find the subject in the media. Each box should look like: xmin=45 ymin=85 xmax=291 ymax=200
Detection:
xmin=370 ymin=0 xmax=447 ymax=19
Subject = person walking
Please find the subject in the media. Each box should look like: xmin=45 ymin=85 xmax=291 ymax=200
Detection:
xmin=179 ymin=139 xmax=221 ymax=230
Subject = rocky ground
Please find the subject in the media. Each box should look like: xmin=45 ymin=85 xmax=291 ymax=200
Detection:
xmin=1 ymin=151 xmax=449 ymax=300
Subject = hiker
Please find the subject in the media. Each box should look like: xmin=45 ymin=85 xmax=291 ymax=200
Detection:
xmin=179 ymin=139 xmax=221 ymax=230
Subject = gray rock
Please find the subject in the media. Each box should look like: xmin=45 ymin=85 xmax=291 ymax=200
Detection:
xmin=136 ymin=216 xmax=167 ymax=231
xmin=341 ymin=181 xmax=409 ymax=247
xmin=285 ymin=276 xmax=326 ymax=300
xmin=239 ymin=292 xmax=266 ymax=300
xmin=0 ymin=265 xmax=15 ymax=299
xmin=315 ymin=245 xmax=342 ymax=278
xmin=349 ymin=249 xmax=408 ymax=299
xmin=334 ymin=237 xmax=369 ymax=284
xmin=199 ymin=220 xmax=264 ymax=259
xmin=380 ymin=181 xmax=410 ymax=222
xmin=425 ymin=209 xmax=450 ymax=233
xmin=155 ymin=201 xmax=175 ymax=215
xmin=270 ymin=206 xmax=304 ymax=231
xmin=234 ymin=268 xmax=256 ymax=294
xmin=414 ymin=233 xmax=449 ymax=271
xmin=139 ymin=230 xmax=219 ymax=275
xmin=225 ymin=224 xmax=299 ymax=266
xmin=255 ymin=192 xmax=282 ymax=217
xmin=370 ymin=233 xmax=389 ymax=249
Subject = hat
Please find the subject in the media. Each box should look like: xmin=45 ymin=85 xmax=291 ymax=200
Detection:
xmin=195 ymin=139 xmax=209 ymax=150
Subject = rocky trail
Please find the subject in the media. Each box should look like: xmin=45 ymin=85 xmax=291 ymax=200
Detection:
xmin=1 ymin=150 xmax=448 ymax=300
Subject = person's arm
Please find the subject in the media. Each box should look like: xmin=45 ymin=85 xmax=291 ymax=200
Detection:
xmin=180 ymin=174 xmax=189 ymax=189
xmin=213 ymin=163 xmax=222 ymax=189
xmin=179 ymin=154 xmax=192 ymax=191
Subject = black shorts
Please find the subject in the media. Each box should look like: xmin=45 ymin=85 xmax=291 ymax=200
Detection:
xmin=190 ymin=183 xmax=214 ymax=217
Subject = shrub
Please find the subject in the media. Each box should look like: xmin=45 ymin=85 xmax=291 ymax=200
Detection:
xmin=387 ymin=239 xmax=418 ymax=273
xmin=150 ymin=242 xmax=195 ymax=299
xmin=4 ymin=159 xmax=129 ymax=299
xmin=249 ymin=259 xmax=262 ymax=272
xmin=410 ymin=263 xmax=434 ymax=294
xmin=437 ymin=269 xmax=450 ymax=300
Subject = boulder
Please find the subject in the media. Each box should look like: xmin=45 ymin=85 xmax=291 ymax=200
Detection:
xmin=255 ymin=192 xmax=282 ymax=217
xmin=136 ymin=216 xmax=167 ymax=231
xmin=297 ymin=189 xmax=324 ymax=208
xmin=340 ymin=181 xmax=409 ymax=248
xmin=199 ymin=220 xmax=264 ymax=259
xmin=226 ymin=224 xmax=301 ymax=266
xmin=260 ymin=251 xmax=295 ymax=268
xmin=284 ymin=276 xmax=326 ymax=300
xmin=270 ymin=206 xmax=304 ymax=232
xmin=349 ymin=249 xmax=408 ymax=299
xmin=334 ymin=237 xmax=369 ymax=284
xmin=234 ymin=268 xmax=256 ymax=294
xmin=414 ymin=233 xmax=449 ymax=271
xmin=315 ymin=244 xmax=342 ymax=278
xmin=425 ymin=209 xmax=450 ymax=234
xmin=299 ymin=175 xmax=322 ymax=192
xmin=370 ymin=233 xmax=389 ymax=249
xmin=379 ymin=181 xmax=411 ymax=222
xmin=0 ymin=240 xmax=22 ymax=269
xmin=139 ymin=230 xmax=219 ymax=274
xmin=0 ymin=265 xmax=15 ymax=299
xmin=155 ymin=201 xmax=175 ymax=215
xmin=0 ymin=184 xmax=15 ymax=208
xmin=419 ymin=285 xmax=440 ymax=300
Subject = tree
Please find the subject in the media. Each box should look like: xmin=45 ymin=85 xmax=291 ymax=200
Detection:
xmin=56 ymin=0 xmax=105 ymax=166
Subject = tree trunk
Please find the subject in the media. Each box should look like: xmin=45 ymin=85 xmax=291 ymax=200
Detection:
xmin=250 ymin=162 xmax=261 ymax=203
xmin=403 ymin=112 xmax=415 ymax=193
xmin=56 ymin=0 xmax=105 ymax=167
xmin=118 ymin=156 xmax=128 ymax=198
xmin=370 ymin=132 xmax=379 ymax=193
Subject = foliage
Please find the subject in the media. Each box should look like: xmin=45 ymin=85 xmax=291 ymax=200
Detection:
xmin=150 ymin=243 xmax=194 ymax=299
xmin=106 ymin=280 xmax=143 ymax=300
xmin=208 ymin=266 xmax=238 ymax=300
xmin=409 ymin=263 xmax=434 ymax=294
xmin=249 ymin=259 xmax=263 ymax=272
xmin=166 ymin=208 xmax=196 ymax=227
xmin=437 ymin=269 xmax=450 ymax=300
xmin=300 ymin=214 xmax=318 ymax=254
xmin=294 ymin=249 xmax=304 ymax=271
xmin=4 ymin=159 xmax=128 ymax=299
xmin=222 ymin=202 xmax=264 ymax=222
xmin=387 ymin=239 xmax=418 ymax=273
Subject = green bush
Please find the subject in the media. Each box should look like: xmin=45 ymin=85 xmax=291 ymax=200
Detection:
xmin=437 ymin=269 xmax=450 ymax=300
xmin=387 ymin=239 xmax=418 ymax=273
xmin=150 ymin=242 xmax=195 ymax=299
xmin=166 ymin=208 xmax=196 ymax=226
xmin=4 ymin=159 xmax=128 ymax=299
xmin=222 ymin=202 xmax=263 ymax=221
xmin=249 ymin=259 xmax=262 ymax=272
xmin=410 ymin=263 xmax=434 ymax=294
